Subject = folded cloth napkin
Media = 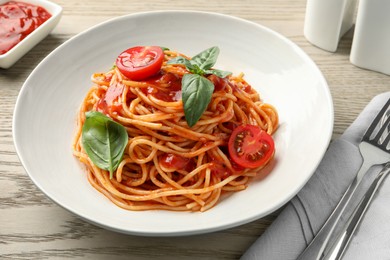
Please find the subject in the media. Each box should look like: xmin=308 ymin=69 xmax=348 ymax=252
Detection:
xmin=242 ymin=91 xmax=390 ymax=260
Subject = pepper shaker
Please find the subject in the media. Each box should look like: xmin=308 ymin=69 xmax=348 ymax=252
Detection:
xmin=304 ymin=0 xmax=358 ymax=52
xmin=350 ymin=0 xmax=390 ymax=75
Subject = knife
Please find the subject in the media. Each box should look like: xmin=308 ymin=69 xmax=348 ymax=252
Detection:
xmin=323 ymin=162 xmax=390 ymax=260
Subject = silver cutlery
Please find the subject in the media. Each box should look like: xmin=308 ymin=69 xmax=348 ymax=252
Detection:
xmin=297 ymin=98 xmax=390 ymax=260
xmin=324 ymin=108 xmax=390 ymax=259
xmin=324 ymin=162 xmax=390 ymax=260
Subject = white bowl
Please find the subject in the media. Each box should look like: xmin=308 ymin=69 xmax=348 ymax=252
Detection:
xmin=0 ymin=0 xmax=62 ymax=69
xmin=13 ymin=11 xmax=333 ymax=236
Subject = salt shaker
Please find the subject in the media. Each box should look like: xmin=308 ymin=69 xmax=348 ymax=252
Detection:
xmin=304 ymin=0 xmax=358 ymax=52
xmin=350 ymin=0 xmax=390 ymax=75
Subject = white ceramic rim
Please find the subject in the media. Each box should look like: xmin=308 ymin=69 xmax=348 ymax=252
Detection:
xmin=13 ymin=10 xmax=334 ymax=236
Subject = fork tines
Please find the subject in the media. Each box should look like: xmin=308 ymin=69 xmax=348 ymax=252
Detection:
xmin=362 ymin=98 xmax=390 ymax=150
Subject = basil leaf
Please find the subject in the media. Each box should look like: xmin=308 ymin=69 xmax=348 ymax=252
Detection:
xmin=167 ymin=47 xmax=228 ymax=127
xmin=167 ymin=56 xmax=190 ymax=65
xmin=187 ymin=62 xmax=205 ymax=75
xmin=191 ymin=46 xmax=220 ymax=70
xmin=160 ymin=46 xmax=169 ymax=51
xmin=204 ymin=69 xmax=232 ymax=78
xmin=167 ymin=56 xmax=197 ymax=71
xmin=82 ymin=111 xmax=128 ymax=178
xmin=182 ymin=74 xmax=214 ymax=127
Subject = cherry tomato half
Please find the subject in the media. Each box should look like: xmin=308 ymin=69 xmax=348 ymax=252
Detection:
xmin=159 ymin=153 xmax=195 ymax=172
xmin=228 ymin=125 xmax=275 ymax=169
xmin=116 ymin=46 xmax=164 ymax=81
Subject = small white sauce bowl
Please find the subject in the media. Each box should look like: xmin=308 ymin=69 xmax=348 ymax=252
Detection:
xmin=0 ymin=0 xmax=62 ymax=69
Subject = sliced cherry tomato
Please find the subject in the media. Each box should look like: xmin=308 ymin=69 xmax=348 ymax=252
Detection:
xmin=159 ymin=153 xmax=194 ymax=172
xmin=228 ymin=125 xmax=275 ymax=169
xmin=116 ymin=46 xmax=164 ymax=81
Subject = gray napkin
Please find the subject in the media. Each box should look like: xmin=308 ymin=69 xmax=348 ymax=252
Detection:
xmin=242 ymin=92 xmax=390 ymax=260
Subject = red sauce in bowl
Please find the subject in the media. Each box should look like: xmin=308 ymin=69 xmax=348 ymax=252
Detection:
xmin=0 ymin=1 xmax=52 ymax=55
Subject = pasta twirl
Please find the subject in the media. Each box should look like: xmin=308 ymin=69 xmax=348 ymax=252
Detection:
xmin=72 ymin=48 xmax=278 ymax=212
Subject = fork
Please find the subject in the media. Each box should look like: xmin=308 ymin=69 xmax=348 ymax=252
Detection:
xmin=323 ymin=109 xmax=390 ymax=259
xmin=297 ymin=98 xmax=390 ymax=260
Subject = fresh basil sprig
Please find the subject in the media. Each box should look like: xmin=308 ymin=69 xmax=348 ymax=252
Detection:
xmin=82 ymin=111 xmax=128 ymax=179
xmin=167 ymin=46 xmax=231 ymax=127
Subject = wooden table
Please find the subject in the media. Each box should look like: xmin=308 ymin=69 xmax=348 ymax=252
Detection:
xmin=1 ymin=0 xmax=389 ymax=259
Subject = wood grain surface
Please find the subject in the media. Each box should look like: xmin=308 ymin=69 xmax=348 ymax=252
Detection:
xmin=1 ymin=0 xmax=389 ymax=259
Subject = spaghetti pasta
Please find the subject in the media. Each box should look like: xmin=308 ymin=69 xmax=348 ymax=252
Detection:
xmin=72 ymin=47 xmax=278 ymax=212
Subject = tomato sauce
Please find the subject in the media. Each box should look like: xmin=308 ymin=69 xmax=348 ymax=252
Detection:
xmin=142 ymin=72 xmax=182 ymax=102
xmin=97 ymin=83 xmax=124 ymax=115
xmin=208 ymin=74 xmax=228 ymax=92
xmin=0 ymin=1 xmax=51 ymax=55
xmin=97 ymin=72 xmax=182 ymax=116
